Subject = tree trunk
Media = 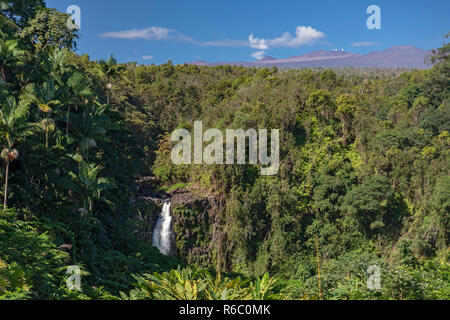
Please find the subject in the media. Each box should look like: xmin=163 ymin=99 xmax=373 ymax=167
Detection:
xmin=1 ymin=66 xmax=6 ymax=82
xmin=66 ymin=107 xmax=70 ymax=137
xmin=315 ymin=235 xmax=323 ymax=300
xmin=45 ymin=128 xmax=49 ymax=149
xmin=3 ymin=160 xmax=9 ymax=210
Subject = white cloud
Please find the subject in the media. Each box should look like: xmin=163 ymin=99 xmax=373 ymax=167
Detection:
xmin=258 ymin=26 xmax=325 ymax=49
xmin=247 ymin=26 xmax=325 ymax=60
xmin=100 ymin=26 xmax=174 ymax=40
xmin=250 ymin=51 xmax=266 ymax=60
xmin=249 ymin=34 xmax=269 ymax=50
xmin=100 ymin=27 xmax=245 ymax=47
xmin=142 ymin=55 xmax=154 ymax=60
xmin=247 ymin=26 xmax=326 ymax=60
xmin=351 ymin=41 xmax=379 ymax=47
xmin=99 ymin=25 xmax=326 ymax=60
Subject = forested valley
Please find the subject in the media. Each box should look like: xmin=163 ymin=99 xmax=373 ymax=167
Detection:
xmin=0 ymin=1 xmax=448 ymax=300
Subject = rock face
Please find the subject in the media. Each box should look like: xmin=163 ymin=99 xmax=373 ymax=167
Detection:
xmin=133 ymin=198 xmax=161 ymax=241
xmin=136 ymin=176 xmax=169 ymax=203
xmin=171 ymin=192 xmax=227 ymax=270
xmin=132 ymin=177 xmax=169 ymax=241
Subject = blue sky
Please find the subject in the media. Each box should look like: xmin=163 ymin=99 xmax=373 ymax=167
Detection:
xmin=45 ymin=0 xmax=450 ymax=65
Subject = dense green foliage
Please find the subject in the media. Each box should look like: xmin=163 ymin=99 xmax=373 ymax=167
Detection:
xmin=0 ymin=2 xmax=448 ymax=300
xmin=0 ymin=1 xmax=178 ymax=299
xmin=125 ymin=267 xmax=286 ymax=300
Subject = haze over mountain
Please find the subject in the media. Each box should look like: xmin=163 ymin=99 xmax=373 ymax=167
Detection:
xmin=188 ymin=46 xmax=433 ymax=69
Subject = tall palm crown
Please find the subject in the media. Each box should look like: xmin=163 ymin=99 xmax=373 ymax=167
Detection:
xmin=0 ymin=96 xmax=35 ymax=209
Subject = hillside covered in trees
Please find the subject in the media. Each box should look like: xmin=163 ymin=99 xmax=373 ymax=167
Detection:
xmin=0 ymin=2 xmax=448 ymax=300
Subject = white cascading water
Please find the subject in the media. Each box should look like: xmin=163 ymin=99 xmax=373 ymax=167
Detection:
xmin=152 ymin=202 xmax=172 ymax=255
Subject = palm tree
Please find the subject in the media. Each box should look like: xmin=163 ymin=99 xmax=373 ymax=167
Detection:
xmin=40 ymin=118 xmax=55 ymax=149
xmin=96 ymin=55 xmax=125 ymax=104
xmin=48 ymin=47 xmax=74 ymax=83
xmin=0 ymin=1 xmax=18 ymax=30
xmin=23 ymin=80 xmax=61 ymax=111
xmin=0 ymin=96 xmax=35 ymax=209
xmin=69 ymin=162 xmax=115 ymax=214
xmin=23 ymin=81 xmax=61 ymax=148
xmin=74 ymin=104 xmax=113 ymax=161
xmin=65 ymin=71 xmax=92 ymax=137
xmin=0 ymin=38 xmax=25 ymax=82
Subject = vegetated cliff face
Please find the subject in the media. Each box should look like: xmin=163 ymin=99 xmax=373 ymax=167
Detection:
xmin=134 ymin=178 xmax=228 ymax=271
xmin=171 ymin=192 xmax=228 ymax=271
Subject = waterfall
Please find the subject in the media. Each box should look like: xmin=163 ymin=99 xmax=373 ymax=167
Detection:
xmin=152 ymin=201 xmax=172 ymax=255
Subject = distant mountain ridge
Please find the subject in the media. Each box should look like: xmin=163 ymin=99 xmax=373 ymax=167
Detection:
xmin=187 ymin=46 xmax=433 ymax=69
